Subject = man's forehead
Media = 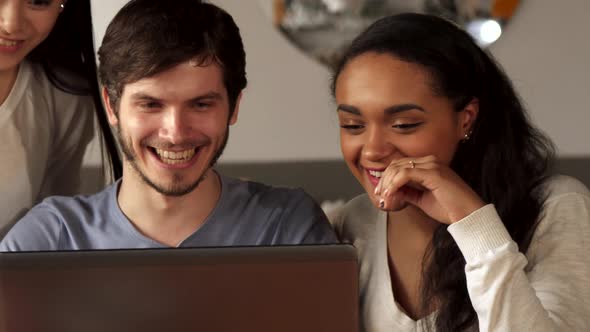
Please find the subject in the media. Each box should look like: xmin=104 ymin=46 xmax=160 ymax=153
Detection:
xmin=121 ymin=60 xmax=227 ymax=100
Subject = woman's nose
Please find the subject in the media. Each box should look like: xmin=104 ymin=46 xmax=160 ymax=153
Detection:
xmin=0 ymin=1 xmax=24 ymax=35
xmin=362 ymin=127 xmax=393 ymax=162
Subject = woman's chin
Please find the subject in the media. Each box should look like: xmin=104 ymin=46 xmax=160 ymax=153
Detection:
xmin=372 ymin=197 xmax=409 ymax=212
xmin=390 ymin=201 xmax=409 ymax=212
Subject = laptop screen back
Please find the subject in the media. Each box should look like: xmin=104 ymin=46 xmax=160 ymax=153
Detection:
xmin=0 ymin=245 xmax=358 ymax=332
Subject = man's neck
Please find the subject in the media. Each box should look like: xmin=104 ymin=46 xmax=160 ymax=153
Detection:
xmin=117 ymin=168 xmax=222 ymax=246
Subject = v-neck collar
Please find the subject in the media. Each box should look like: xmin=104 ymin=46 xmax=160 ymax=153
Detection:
xmin=375 ymin=209 xmax=438 ymax=328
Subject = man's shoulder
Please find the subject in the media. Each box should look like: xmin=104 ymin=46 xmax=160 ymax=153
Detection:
xmin=38 ymin=184 xmax=116 ymax=217
xmin=0 ymin=184 xmax=117 ymax=252
xmin=223 ymin=176 xmax=311 ymax=206
xmin=14 ymin=184 xmax=113 ymax=227
xmin=204 ymin=175 xmax=336 ymax=246
xmin=219 ymin=175 xmax=326 ymax=226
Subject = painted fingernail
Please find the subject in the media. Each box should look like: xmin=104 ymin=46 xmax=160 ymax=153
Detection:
xmin=379 ymin=199 xmax=384 ymax=209
xmin=383 ymin=189 xmax=389 ymax=196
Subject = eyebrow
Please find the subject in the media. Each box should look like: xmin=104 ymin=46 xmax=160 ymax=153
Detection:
xmin=129 ymin=91 xmax=224 ymax=104
xmin=337 ymin=103 xmax=426 ymax=115
xmin=129 ymin=92 xmax=160 ymax=102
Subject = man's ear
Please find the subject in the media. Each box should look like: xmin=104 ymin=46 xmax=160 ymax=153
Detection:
xmin=102 ymin=87 xmax=118 ymax=126
xmin=458 ymin=97 xmax=479 ymax=138
xmin=229 ymin=92 xmax=242 ymax=126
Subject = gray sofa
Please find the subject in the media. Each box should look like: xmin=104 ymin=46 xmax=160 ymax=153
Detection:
xmin=217 ymin=157 xmax=590 ymax=203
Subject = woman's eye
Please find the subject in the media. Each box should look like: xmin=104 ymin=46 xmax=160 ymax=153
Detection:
xmin=340 ymin=124 xmax=364 ymax=132
xmin=28 ymin=0 xmax=52 ymax=9
xmin=393 ymin=122 xmax=422 ymax=130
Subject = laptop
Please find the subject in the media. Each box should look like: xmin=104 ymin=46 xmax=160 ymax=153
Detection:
xmin=0 ymin=244 xmax=358 ymax=332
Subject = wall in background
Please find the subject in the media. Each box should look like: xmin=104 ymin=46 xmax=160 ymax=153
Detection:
xmin=91 ymin=0 xmax=590 ymax=163
xmin=490 ymin=0 xmax=590 ymax=157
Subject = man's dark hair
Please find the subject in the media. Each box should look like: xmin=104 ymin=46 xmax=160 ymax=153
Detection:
xmin=98 ymin=0 xmax=247 ymax=115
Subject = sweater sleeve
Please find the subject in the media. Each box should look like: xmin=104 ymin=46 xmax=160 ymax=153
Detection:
xmin=447 ymin=194 xmax=590 ymax=332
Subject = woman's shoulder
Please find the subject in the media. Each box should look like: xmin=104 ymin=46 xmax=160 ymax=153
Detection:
xmin=27 ymin=61 xmax=52 ymax=91
xmin=331 ymin=194 xmax=384 ymax=239
xmin=336 ymin=194 xmax=377 ymax=219
xmin=524 ymin=175 xmax=590 ymax=271
xmin=537 ymin=175 xmax=590 ymax=230
xmin=542 ymin=174 xmax=590 ymax=200
xmin=27 ymin=61 xmax=92 ymax=102
xmin=530 ymin=175 xmax=590 ymax=248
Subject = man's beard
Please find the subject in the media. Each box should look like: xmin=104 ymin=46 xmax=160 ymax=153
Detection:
xmin=116 ymin=124 xmax=229 ymax=197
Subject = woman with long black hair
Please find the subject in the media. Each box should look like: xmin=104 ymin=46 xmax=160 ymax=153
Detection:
xmin=0 ymin=0 xmax=120 ymax=238
xmin=331 ymin=13 xmax=590 ymax=331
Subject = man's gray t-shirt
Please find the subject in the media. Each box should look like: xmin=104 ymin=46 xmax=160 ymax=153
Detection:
xmin=0 ymin=175 xmax=338 ymax=251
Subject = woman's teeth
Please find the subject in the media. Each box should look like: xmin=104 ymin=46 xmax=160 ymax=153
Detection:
xmin=0 ymin=39 xmax=19 ymax=46
xmin=368 ymin=170 xmax=383 ymax=178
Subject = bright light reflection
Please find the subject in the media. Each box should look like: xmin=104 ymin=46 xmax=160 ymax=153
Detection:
xmin=466 ymin=19 xmax=502 ymax=47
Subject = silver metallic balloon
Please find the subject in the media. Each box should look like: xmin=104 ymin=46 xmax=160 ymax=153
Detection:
xmin=264 ymin=0 xmax=520 ymax=68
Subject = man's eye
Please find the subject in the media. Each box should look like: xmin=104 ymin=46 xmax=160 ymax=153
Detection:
xmin=190 ymin=100 xmax=215 ymax=110
xmin=140 ymin=102 xmax=162 ymax=109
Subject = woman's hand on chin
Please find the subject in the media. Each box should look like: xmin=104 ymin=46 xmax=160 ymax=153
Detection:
xmin=374 ymin=155 xmax=485 ymax=224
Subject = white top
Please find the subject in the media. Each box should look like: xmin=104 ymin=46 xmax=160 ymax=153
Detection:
xmin=0 ymin=61 xmax=104 ymax=238
xmin=332 ymin=175 xmax=590 ymax=331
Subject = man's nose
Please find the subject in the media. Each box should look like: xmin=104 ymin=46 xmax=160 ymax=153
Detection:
xmin=160 ymin=109 xmax=193 ymax=144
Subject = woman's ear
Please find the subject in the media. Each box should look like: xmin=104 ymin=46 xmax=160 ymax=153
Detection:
xmin=458 ymin=98 xmax=479 ymax=139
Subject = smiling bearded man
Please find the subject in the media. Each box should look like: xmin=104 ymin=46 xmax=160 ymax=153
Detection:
xmin=0 ymin=0 xmax=338 ymax=251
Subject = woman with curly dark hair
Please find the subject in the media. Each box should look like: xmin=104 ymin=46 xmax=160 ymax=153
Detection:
xmin=331 ymin=13 xmax=590 ymax=332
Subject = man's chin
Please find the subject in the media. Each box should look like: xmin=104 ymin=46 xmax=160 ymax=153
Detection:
xmin=141 ymin=171 xmax=209 ymax=197
xmin=156 ymin=175 xmax=212 ymax=197
xmin=150 ymin=182 xmax=202 ymax=197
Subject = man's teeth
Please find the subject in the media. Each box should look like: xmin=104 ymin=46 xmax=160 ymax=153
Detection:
xmin=368 ymin=170 xmax=383 ymax=178
xmin=155 ymin=148 xmax=195 ymax=164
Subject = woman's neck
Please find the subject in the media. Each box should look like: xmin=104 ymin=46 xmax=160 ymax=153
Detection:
xmin=386 ymin=206 xmax=439 ymax=320
xmin=387 ymin=206 xmax=439 ymax=240
xmin=0 ymin=65 xmax=20 ymax=106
